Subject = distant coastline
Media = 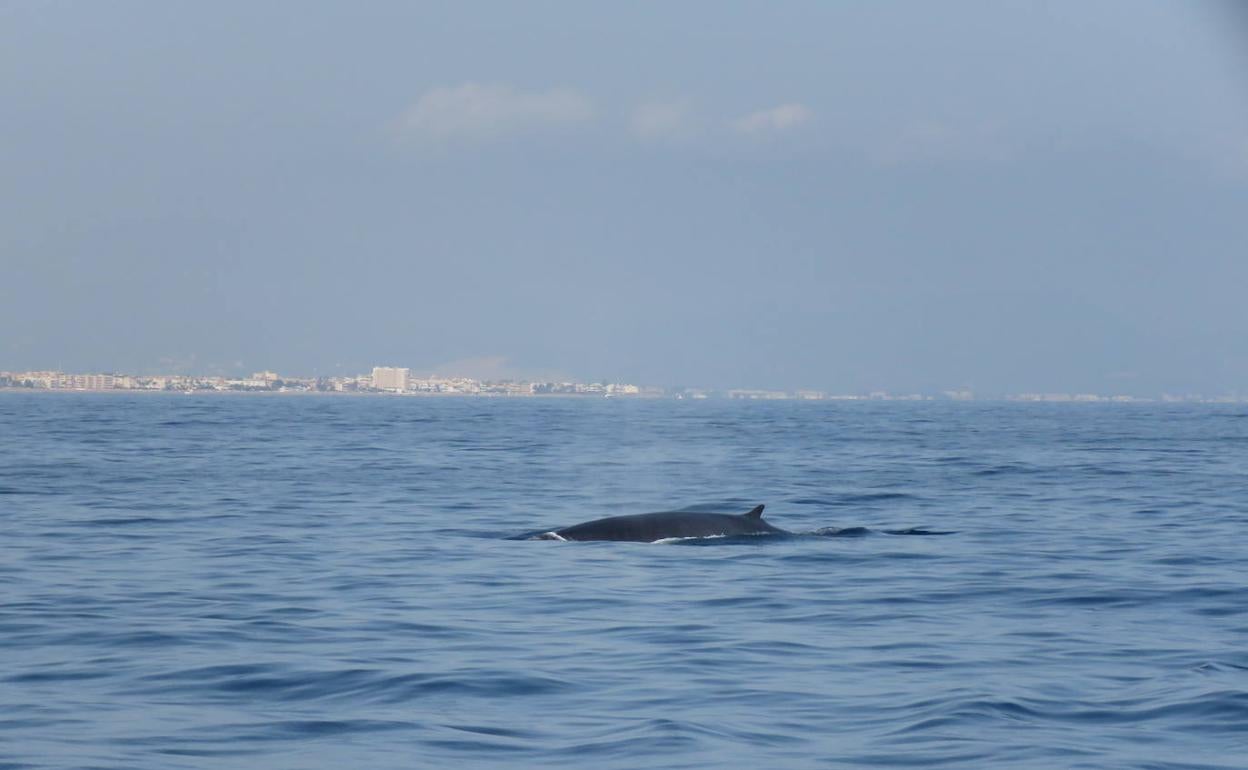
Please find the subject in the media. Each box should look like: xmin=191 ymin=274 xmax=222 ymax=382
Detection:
xmin=1 ymin=368 xmax=1243 ymax=404
xmin=0 ymin=386 xmax=664 ymax=400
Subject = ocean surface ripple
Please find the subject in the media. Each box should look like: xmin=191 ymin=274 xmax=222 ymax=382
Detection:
xmin=2 ymin=394 xmax=1246 ymax=768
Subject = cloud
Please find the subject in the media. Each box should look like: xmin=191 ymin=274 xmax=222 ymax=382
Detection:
xmin=629 ymin=101 xmax=694 ymax=140
xmin=732 ymin=103 xmax=811 ymax=134
xmin=397 ymin=83 xmax=592 ymax=140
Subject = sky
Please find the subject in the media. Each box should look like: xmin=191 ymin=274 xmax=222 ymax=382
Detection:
xmin=2 ymin=1 xmax=1246 ymax=395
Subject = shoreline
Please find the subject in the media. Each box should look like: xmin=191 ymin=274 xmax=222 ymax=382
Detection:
xmin=1 ymin=387 xmax=1239 ymax=404
xmin=0 ymin=387 xmax=668 ymax=400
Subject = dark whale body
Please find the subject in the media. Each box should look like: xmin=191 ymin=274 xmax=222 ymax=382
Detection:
xmin=508 ymin=504 xmax=955 ymax=542
xmin=537 ymin=504 xmax=784 ymax=542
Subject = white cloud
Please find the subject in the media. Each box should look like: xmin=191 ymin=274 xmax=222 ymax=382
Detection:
xmin=732 ymin=103 xmax=811 ymax=134
xmin=629 ymin=101 xmax=694 ymax=140
xmin=397 ymin=83 xmax=592 ymax=140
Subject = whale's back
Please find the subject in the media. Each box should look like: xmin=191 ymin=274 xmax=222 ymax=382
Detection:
xmin=553 ymin=505 xmax=779 ymax=542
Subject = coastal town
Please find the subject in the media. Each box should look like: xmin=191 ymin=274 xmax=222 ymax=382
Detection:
xmin=0 ymin=367 xmax=659 ymax=397
xmin=0 ymin=366 xmax=1242 ymax=403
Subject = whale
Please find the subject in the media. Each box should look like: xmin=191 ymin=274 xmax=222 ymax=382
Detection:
xmin=516 ymin=504 xmax=784 ymax=542
xmin=509 ymin=503 xmax=955 ymax=542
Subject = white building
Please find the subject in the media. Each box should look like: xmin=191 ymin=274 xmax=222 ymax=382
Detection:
xmin=371 ymin=366 xmax=409 ymax=392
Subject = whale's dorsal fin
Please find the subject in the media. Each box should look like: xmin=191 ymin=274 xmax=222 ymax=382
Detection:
xmin=744 ymin=504 xmax=764 ymax=519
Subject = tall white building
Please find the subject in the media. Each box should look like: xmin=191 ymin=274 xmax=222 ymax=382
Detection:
xmin=371 ymin=366 xmax=409 ymax=391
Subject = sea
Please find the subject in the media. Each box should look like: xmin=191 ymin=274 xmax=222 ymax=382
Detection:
xmin=2 ymin=392 xmax=1246 ymax=769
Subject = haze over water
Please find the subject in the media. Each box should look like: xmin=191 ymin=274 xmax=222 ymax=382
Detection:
xmin=3 ymin=393 xmax=1246 ymax=769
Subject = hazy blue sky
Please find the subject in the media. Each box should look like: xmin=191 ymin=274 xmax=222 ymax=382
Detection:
xmin=2 ymin=1 xmax=1246 ymax=394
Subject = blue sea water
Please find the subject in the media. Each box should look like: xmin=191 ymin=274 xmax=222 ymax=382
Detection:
xmin=1 ymin=392 xmax=1246 ymax=769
